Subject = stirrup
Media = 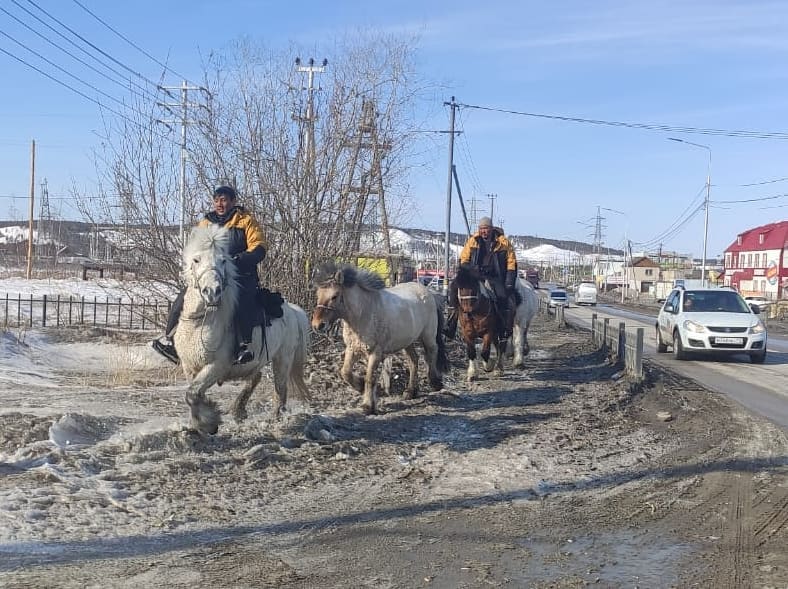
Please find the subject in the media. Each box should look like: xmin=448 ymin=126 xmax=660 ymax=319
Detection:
xmin=151 ymin=339 xmax=179 ymax=365
xmin=234 ymin=344 xmax=254 ymax=365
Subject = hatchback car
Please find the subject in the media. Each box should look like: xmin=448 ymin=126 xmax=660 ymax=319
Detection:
xmin=655 ymin=288 xmax=767 ymax=363
xmin=575 ymin=282 xmax=598 ymax=306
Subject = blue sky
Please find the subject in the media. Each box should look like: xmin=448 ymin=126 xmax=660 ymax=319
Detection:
xmin=2 ymin=0 xmax=788 ymax=259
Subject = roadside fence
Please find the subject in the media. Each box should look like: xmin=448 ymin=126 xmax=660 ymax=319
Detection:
xmin=1 ymin=293 xmax=170 ymax=331
xmin=591 ymin=313 xmax=645 ymax=379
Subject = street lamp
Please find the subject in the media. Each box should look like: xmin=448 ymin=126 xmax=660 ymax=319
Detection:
xmin=668 ymin=137 xmax=712 ymax=287
xmin=601 ymin=207 xmax=628 ymax=302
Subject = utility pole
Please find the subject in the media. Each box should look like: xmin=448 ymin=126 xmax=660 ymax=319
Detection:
xmin=158 ymin=80 xmax=204 ymax=247
xmin=38 ymin=178 xmax=51 ymax=261
xmin=26 ymin=140 xmax=35 ymax=279
xmin=443 ymin=96 xmax=459 ymax=294
xmin=487 ymin=193 xmax=497 ymax=223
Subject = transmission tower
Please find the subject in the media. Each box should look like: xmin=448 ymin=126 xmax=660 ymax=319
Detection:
xmin=37 ymin=178 xmax=52 ymax=258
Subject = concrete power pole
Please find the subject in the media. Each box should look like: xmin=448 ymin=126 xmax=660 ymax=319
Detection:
xmin=443 ymin=96 xmax=459 ymax=294
xmin=158 ymin=81 xmax=204 ymax=247
xmin=487 ymin=193 xmax=497 ymax=223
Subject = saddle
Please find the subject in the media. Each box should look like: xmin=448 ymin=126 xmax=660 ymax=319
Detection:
xmin=254 ymin=287 xmax=285 ymax=327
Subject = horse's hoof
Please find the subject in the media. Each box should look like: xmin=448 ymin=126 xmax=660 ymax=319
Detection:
xmin=403 ymin=388 xmax=417 ymax=400
xmin=233 ymin=409 xmax=248 ymax=423
xmin=429 ymin=378 xmax=443 ymax=392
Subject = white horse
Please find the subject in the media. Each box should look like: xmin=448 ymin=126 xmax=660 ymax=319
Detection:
xmin=511 ymin=277 xmax=540 ymax=368
xmin=311 ymin=262 xmax=450 ymax=415
xmin=174 ymin=225 xmax=310 ymax=435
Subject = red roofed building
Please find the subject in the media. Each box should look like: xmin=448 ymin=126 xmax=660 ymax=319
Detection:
xmin=723 ymin=221 xmax=788 ymax=299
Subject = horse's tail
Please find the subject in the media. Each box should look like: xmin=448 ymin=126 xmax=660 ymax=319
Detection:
xmin=435 ymin=303 xmax=450 ymax=374
xmin=289 ymin=304 xmax=312 ymax=403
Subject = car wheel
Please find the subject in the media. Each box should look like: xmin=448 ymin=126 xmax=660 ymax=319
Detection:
xmin=655 ymin=326 xmax=668 ymax=353
xmin=673 ymin=331 xmax=687 ymax=360
xmin=750 ymin=349 xmax=767 ymax=364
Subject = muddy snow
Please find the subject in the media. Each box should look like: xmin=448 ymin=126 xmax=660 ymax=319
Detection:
xmin=1 ymin=314 xmax=788 ymax=588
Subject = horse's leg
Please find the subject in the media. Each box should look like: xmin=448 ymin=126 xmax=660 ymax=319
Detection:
xmin=494 ymin=338 xmax=506 ymax=377
xmin=362 ymin=350 xmax=383 ymax=415
xmin=512 ymin=318 xmax=524 ymax=368
xmin=402 ymin=344 xmax=419 ymax=399
xmin=340 ymin=346 xmax=364 ymax=392
xmin=481 ymin=334 xmax=495 ymax=373
xmin=466 ymin=337 xmax=478 ymax=382
xmin=270 ymin=352 xmax=294 ymax=419
xmin=231 ymin=370 xmax=262 ymax=423
xmin=421 ymin=332 xmax=444 ymax=392
xmin=185 ymin=364 xmax=224 ymax=435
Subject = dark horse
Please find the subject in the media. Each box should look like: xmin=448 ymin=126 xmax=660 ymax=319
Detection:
xmin=454 ymin=264 xmax=507 ymax=381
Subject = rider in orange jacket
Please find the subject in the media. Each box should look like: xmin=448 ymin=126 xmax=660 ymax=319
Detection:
xmin=444 ymin=216 xmax=518 ymax=340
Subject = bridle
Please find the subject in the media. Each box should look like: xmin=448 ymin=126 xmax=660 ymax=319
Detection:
xmin=191 ymin=261 xmax=229 ymax=307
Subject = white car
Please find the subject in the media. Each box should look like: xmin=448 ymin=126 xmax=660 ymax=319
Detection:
xmin=744 ymin=296 xmax=772 ymax=313
xmin=575 ymin=281 xmax=598 ymax=306
xmin=655 ymin=288 xmax=767 ymax=363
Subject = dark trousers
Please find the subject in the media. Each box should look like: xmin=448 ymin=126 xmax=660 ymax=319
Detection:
xmin=164 ymin=280 xmax=259 ymax=343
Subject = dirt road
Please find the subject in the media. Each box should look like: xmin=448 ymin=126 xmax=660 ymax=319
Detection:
xmin=1 ymin=313 xmax=787 ymax=588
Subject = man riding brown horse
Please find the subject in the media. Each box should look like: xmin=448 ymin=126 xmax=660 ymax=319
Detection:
xmin=445 ymin=216 xmax=518 ymax=341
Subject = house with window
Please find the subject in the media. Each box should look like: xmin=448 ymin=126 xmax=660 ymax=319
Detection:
xmin=627 ymin=256 xmax=660 ymax=293
xmin=723 ymin=220 xmax=788 ymax=299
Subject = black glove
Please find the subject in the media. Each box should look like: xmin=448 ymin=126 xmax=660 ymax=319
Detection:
xmin=505 ymin=270 xmax=516 ymax=293
xmin=232 ymin=252 xmax=256 ymax=273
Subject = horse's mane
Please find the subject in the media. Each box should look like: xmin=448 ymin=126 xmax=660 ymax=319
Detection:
xmin=454 ymin=264 xmax=482 ymax=290
xmin=313 ymin=261 xmax=385 ymax=291
xmin=184 ymin=225 xmax=231 ymax=261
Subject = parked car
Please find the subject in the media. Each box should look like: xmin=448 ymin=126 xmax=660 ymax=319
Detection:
xmin=547 ymin=289 xmax=568 ymax=308
xmin=575 ymin=281 xmax=598 ymax=306
xmin=744 ymin=296 xmax=772 ymax=313
xmin=655 ymin=288 xmax=767 ymax=363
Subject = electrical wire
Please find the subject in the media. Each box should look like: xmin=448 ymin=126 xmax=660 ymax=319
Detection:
xmin=0 ymin=4 xmax=159 ymax=103
xmin=457 ymin=102 xmax=788 ymax=140
xmin=0 ymin=45 xmax=176 ymax=146
xmin=713 ymin=193 xmax=788 ymax=204
xmin=634 ymin=184 xmax=707 ymax=248
xmin=70 ymin=0 xmax=193 ymax=85
xmin=20 ymin=0 xmax=162 ymax=91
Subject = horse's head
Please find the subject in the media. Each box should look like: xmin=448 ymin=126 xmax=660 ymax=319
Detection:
xmin=311 ymin=262 xmax=347 ymax=331
xmin=183 ymin=225 xmax=237 ymax=307
xmin=454 ymin=264 xmax=485 ymax=313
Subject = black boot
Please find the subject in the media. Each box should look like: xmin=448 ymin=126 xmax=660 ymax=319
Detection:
xmin=444 ymin=307 xmax=458 ymax=339
xmin=151 ymin=337 xmax=179 ymax=365
xmin=234 ymin=342 xmax=254 ymax=365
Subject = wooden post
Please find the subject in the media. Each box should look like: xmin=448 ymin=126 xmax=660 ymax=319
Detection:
xmin=29 ymin=294 xmax=33 ymax=327
xmin=603 ymin=317 xmax=610 ymax=351
xmin=42 ymin=294 xmax=47 ymax=327
xmin=618 ymin=322 xmax=626 ymax=362
xmin=26 ymin=140 xmax=35 ymax=280
xmin=634 ymin=328 xmax=644 ymax=378
xmin=591 ymin=312 xmax=597 ymax=345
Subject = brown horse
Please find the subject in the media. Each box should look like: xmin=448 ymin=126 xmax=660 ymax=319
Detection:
xmin=454 ymin=264 xmax=507 ymax=381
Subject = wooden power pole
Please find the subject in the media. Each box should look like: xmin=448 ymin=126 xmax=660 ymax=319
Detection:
xmin=26 ymin=139 xmax=35 ymax=279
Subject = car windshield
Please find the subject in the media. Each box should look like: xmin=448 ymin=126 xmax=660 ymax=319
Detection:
xmin=550 ymin=291 xmax=566 ymax=299
xmin=682 ymin=291 xmax=750 ymax=313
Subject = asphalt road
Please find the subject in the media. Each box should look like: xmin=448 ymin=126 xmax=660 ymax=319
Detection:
xmin=562 ymin=302 xmax=788 ymax=431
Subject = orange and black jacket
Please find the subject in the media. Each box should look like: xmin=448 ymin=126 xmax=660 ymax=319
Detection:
xmin=460 ymin=228 xmax=518 ymax=289
xmin=199 ymin=206 xmax=267 ymax=280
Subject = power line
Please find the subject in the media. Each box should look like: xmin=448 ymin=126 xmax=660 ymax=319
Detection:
xmin=0 ymin=29 xmax=139 ymax=112
xmin=70 ymin=0 xmax=193 ymax=84
xmin=0 ymin=45 xmax=175 ymax=145
xmin=634 ymin=184 xmax=707 ymax=248
xmin=713 ymin=193 xmax=788 ymax=204
xmin=457 ymin=102 xmax=788 ymax=140
xmin=19 ymin=0 xmax=162 ymax=91
xmin=0 ymin=4 xmax=158 ymax=103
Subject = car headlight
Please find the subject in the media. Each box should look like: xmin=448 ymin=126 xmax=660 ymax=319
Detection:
xmin=683 ymin=320 xmax=707 ymax=334
xmin=749 ymin=321 xmax=766 ymax=335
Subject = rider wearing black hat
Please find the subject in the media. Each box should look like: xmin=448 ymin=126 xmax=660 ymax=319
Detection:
xmin=152 ymin=185 xmax=267 ymax=365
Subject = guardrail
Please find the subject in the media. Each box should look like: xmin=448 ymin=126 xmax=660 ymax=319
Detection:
xmin=590 ymin=313 xmax=644 ymax=379
xmin=1 ymin=293 xmax=170 ymax=331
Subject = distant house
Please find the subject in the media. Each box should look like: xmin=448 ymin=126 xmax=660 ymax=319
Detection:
xmin=723 ymin=221 xmax=788 ymax=299
xmin=627 ymin=256 xmax=660 ymax=294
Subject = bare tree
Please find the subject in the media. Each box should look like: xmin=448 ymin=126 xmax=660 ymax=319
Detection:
xmin=74 ymin=32 xmax=429 ymax=308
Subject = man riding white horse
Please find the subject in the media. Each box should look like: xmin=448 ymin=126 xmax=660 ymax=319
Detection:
xmin=152 ymin=185 xmax=267 ymax=365
xmin=445 ymin=216 xmax=518 ymax=341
